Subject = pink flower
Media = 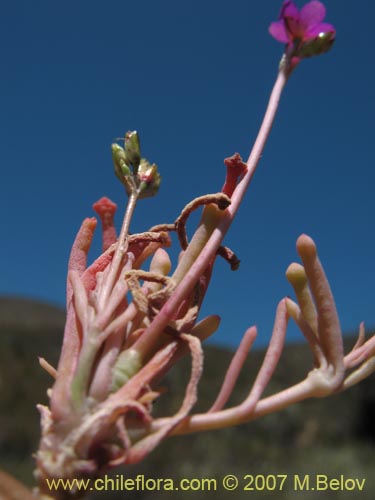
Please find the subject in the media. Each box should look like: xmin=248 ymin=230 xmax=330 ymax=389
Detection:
xmin=269 ymin=1 xmax=335 ymax=59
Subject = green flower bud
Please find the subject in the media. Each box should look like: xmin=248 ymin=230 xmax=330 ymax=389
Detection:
xmin=137 ymin=158 xmax=161 ymax=198
xmin=125 ymin=130 xmax=141 ymax=170
xmin=112 ymin=143 xmax=131 ymax=180
xmin=299 ymin=31 xmax=335 ymax=58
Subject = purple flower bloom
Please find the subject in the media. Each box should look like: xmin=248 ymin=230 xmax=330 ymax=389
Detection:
xmin=269 ymin=1 xmax=335 ymax=59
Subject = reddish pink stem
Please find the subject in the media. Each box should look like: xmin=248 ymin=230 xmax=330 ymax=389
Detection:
xmin=132 ymin=67 xmax=289 ymax=360
xmin=209 ymin=326 xmax=257 ymax=412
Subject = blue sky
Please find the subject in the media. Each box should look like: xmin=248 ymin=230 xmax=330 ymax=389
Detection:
xmin=1 ymin=0 xmax=374 ymax=348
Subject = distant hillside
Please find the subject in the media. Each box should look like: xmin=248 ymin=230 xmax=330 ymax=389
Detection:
xmin=0 ymin=297 xmax=374 ymax=499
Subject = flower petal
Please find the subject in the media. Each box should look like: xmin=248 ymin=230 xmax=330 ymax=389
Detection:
xmin=300 ymin=1 xmax=326 ymax=28
xmin=281 ymin=0 xmax=300 ymax=21
xmin=282 ymin=1 xmax=304 ymax=38
xmin=269 ymin=21 xmax=289 ymax=43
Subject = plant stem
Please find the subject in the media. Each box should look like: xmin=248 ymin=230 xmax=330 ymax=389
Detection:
xmin=133 ymin=66 xmax=289 ymax=359
xmin=70 ymin=192 xmax=139 ymax=409
xmin=98 ymin=191 xmax=138 ymax=307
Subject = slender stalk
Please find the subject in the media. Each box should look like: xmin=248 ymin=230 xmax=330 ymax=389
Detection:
xmin=165 ymin=377 xmax=316 ymax=434
xmin=209 ymin=326 xmax=257 ymax=412
xmin=98 ymin=192 xmax=138 ymax=307
xmin=133 ymin=66 xmax=289 ymax=359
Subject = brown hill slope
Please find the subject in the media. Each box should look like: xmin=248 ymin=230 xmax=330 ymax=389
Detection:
xmin=0 ymin=297 xmax=374 ymax=499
